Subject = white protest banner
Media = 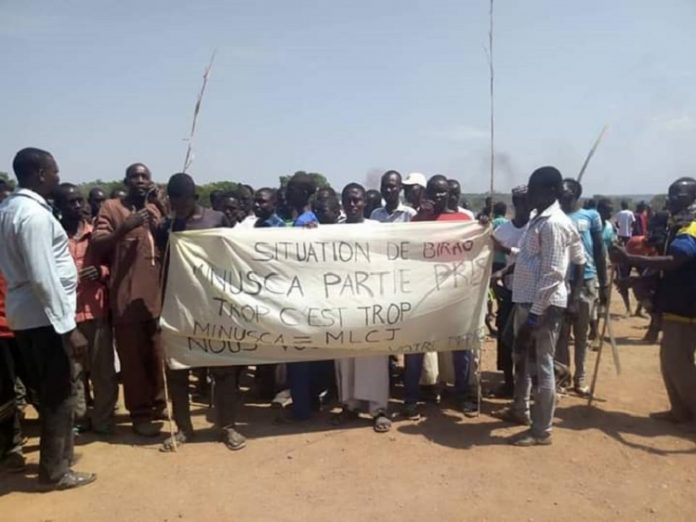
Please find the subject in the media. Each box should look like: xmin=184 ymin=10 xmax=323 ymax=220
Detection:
xmin=160 ymin=221 xmax=492 ymax=368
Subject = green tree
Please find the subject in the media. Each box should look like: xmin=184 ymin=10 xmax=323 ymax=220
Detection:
xmin=0 ymin=171 xmax=15 ymax=190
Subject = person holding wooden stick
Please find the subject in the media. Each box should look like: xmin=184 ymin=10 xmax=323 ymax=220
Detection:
xmin=556 ymin=178 xmax=608 ymax=396
xmin=92 ymin=163 xmax=165 ymax=437
xmin=610 ymin=177 xmax=696 ymax=431
xmin=156 ymin=173 xmax=246 ymax=452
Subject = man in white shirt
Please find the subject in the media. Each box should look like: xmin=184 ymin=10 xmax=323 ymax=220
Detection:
xmin=615 ymin=201 xmax=635 ymax=243
xmin=0 ymin=148 xmax=96 ymax=490
xmin=370 ymin=171 xmax=417 ymax=223
xmin=491 ymin=185 xmax=530 ymax=396
xmin=507 ymin=166 xmax=585 ymax=447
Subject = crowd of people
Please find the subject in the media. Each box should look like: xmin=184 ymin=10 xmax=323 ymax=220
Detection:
xmin=0 ymin=147 xmax=694 ymax=492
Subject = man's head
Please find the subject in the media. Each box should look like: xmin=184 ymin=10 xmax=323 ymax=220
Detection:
xmin=12 ymin=148 xmax=60 ymax=197
xmin=636 ymin=201 xmax=647 ymax=213
xmin=166 ymin=173 xmax=197 ymax=219
xmin=559 ymin=178 xmax=582 ymax=213
xmin=597 ymin=198 xmax=614 ymax=223
xmin=238 ymin=184 xmax=254 ymax=216
xmin=88 ymin=187 xmax=106 ymax=217
xmin=210 ymin=189 xmax=224 ymax=211
xmin=313 ymin=193 xmax=341 ymax=225
xmin=110 ymin=188 xmax=127 ymax=201
xmin=403 ymin=172 xmax=426 ymax=208
xmin=364 ymin=189 xmax=382 ymax=218
xmin=254 ymin=188 xmax=277 ymax=220
xmin=315 ymin=187 xmax=337 ymax=202
xmin=425 ymin=175 xmax=450 ymax=214
xmin=220 ymin=192 xmax=242 ymax=226
xmin=528 ymin=166 xmax=563 ymax=212
xmin=286 ymin=173 xmax=317 ymax=210
xmin=511 ymin=185 xmax=530 ymax=222
xmin=446 ymin=179 xmax=461 ymax=211
xmin=124 ymin=163 xmax=153 ymax=200
xmin=620 ymin=200 xmax=630 ymax=211
xmin=667 ymin=177 xmax=696 ymax=215
xmin=342 ymin=183 xmax=366 ymax=223
xmin=54 ymin=183 xmax=85 ymax=222
xmin=380 ymin=170 xmax=402 ymax=207
xmin=493 ymin=201 xmax=507 ymax=218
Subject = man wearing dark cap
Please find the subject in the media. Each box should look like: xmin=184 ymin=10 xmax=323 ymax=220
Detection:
xmin=611 ymin=177 xmax=696 ymax=430
xmin=0 ymin=147 xmax=95 ymax=489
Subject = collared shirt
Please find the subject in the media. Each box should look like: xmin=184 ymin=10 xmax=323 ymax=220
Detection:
xmin=68 ymin=221 xmax=109 ymax=323
xmin=255 ymin=213 xmax=286 ymax=228
xmin=493 ymin=220 xmax=528 ymax=289
xmin=512 ymin=201 xmax=585 ymax=315
xmin=370 ymin=203 xmax=417 ymax=223
xmin=94 ymin=198 xmax=162 ymax=324
xmin=0 ymin=188 xmax=77 ymax=334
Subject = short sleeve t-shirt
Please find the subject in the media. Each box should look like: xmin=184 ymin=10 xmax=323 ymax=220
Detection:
xmin=294 ymin=211 xmax=318 ymax=227
xmin=492 ymin=216 xmax=509 ymax=264
xmin=602 ymin=221 xmax=616 ymax=251
xmin=616 ymin=209 xmax=635 ymax=238
xmin=568 ymin=208 xmax=603 ymax=280
xmin=493 ymin=220 xmax=527 ymax=289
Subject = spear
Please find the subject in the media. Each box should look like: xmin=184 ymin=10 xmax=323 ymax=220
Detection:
xmin=577 ymin=124 xmax=608 ymax=184
xmin=182 ymin=50 xmax=217 ymax=173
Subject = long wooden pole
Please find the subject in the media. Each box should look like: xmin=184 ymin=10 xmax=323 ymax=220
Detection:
xmin=488 ymin=0 xmax=495 ymax=196
xmin=577 ymin=124 xmax=608 ymax=184
xmin=182 ymin=51 xmax=217 ymax=173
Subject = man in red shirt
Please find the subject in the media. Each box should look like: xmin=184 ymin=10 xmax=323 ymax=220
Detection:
xmin=55 ymin=184 xmax=118 ymax=435
xmin=404 ymin=175 xmax=477 ymax=419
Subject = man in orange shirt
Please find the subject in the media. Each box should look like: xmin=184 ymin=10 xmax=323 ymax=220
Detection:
xmin=55 ymin=183 xmax=118 ymax=435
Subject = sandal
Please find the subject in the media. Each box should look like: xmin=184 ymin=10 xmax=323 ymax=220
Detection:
xmin=331 ymin=408 xmax=359 ymax=426
xmin=373 ymin=414 xmax=392 ymax=433
xmin=160 ymin=431 xmax=191 ymax=452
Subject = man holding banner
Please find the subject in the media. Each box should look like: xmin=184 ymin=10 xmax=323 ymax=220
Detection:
xmin=332 ymin=183 xmax=391 ymax=433
xmin=158 ymin=173 xmax=246 ymax=451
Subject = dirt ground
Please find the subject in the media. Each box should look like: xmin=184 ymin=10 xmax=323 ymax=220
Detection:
xmin=1 ymin=295 xmax=695 ymax=522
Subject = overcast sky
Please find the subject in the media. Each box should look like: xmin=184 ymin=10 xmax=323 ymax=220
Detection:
xmin=1 ymin=0 xmax=695 ymax=195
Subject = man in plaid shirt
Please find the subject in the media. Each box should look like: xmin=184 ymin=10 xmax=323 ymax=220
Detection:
xmin=505 ymin=166 xmax=585 ymax=446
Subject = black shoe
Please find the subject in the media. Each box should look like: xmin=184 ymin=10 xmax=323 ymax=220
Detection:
xmin=39 ymin=470 xmax=97 ymax=491
xmin=2 ymin=452 xmax=26 ymax=473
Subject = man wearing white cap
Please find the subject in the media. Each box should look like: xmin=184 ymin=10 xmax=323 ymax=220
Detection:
xmin=402 ymin=172 xmax=426 ymax=211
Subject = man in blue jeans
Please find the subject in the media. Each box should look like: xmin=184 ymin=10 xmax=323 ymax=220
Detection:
xmin=507 ymin=167 xmax=585 ymax=446
xmin=402 ymin=175 xmax=475 ymax=420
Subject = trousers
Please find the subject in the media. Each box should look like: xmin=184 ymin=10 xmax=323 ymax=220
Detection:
xmin=512 ymin=304 xmax=564 ymax=438
xmin=168 ymin=365 xmax=242 ymax=435
xmin=556 ymin=278 xmax=597 ymax=385
xmin=404 ymin=350 xmax=472 ymax=404
xmin=114 ymin=320 xmax=165 ymax=422
xmin=15 ymin=326 xmax=75 ymax=482
xmin=660 ymin=319 xmax=696 ymax=421
xmin=71 ymin=319 xmax=118 ymax=430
